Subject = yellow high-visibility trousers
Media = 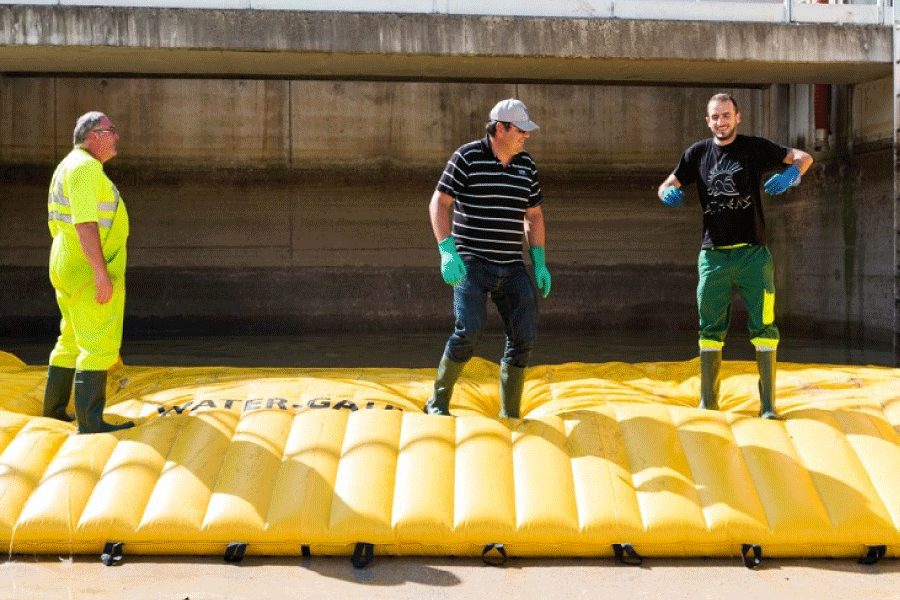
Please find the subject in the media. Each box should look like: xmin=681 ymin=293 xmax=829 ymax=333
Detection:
xmin=48 ymin=236 xmax=126 ymax=372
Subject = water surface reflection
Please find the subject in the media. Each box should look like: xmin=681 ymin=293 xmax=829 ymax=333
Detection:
xmin=2 ymin=330 xmax=893 ymax=368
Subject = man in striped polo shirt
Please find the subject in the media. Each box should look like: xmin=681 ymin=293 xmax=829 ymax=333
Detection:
xmin=425 ymin=99 xmax=551 ymax=418
xmin=43 ymin=112 xmax=134 ymax=433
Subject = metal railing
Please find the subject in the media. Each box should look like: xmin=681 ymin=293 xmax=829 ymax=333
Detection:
xmin=0 ymin=0 xmax=892 ymax=25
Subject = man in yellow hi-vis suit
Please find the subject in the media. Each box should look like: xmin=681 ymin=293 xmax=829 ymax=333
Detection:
xmin=44 ymin=111 xmax=134 ymax=433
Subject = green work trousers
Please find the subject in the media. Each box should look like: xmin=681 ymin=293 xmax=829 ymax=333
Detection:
xmin=697 ymin=245 xmax=779 ymax=350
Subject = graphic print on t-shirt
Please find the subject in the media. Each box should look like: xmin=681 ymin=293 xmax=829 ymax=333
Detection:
xmin=704 ymin=158 xmax=751 ymax=215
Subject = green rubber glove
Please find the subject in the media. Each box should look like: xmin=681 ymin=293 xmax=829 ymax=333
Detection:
xmin=438 ymin=236 xmax=467 ymax=285
xmin=530 ymin=246 xmax=551 ymax=298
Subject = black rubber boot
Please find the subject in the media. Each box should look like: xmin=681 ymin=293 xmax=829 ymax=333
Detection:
xmin=499 ymin=363 xmax=526 ymax=419
xmin=698 ymin=350 xmax=722 ymax=411
xmin=43 ymin=365 xmax=76 ymax=422
xmin=756 ymin=350 xmax=778 ymax=419
xmin=424 ymin=355 xmax=465 ymax=416
xmin=73 ymin=370 xmax=135 ymax=434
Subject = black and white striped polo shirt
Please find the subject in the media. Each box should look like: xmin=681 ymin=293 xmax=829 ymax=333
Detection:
xmin=436 ymin=136 xmax=543 ymax=265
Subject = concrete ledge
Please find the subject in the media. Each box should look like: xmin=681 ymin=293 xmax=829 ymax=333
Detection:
xmin=0 ymin=6 xmax=891 ymax=83
xmin=0 ymin=0 xmax=891 ymax=25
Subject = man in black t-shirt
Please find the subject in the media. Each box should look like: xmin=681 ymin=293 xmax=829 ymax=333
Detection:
xmin=424 ymin=98 xmax=551 ymax=419
xmin=657 ymin=93 xmax=813 ymax=419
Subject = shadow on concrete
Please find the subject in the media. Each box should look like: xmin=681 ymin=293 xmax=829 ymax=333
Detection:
xmin=297 ymin=555 xmax=462 ymax=586
xmin=5 ymin=553 xmax=896 ymax=574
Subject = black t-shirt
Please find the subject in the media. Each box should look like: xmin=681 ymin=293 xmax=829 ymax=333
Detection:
xmin=673 ymin=134 xmax=789 ymax=249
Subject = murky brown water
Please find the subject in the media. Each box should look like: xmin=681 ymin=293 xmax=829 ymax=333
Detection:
xmin=3 ymin=329 xmax=894 ymax=368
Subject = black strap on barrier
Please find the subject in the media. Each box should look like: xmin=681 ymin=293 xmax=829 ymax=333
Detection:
xmin=301 ymin=545 xmax=311 ymax=557
xmin=224 ymin=542 xmax=247 ymax=563
xmin=100 ymin=542 xmax=124 ymax=566
xmin=741 ymin=544 xmax=763 ymax=569
xmin=351 ymin=542 xmax=374 ymax=569
xmin=612 ymin=543 xmax=643 ymax=566
xmin=481 ymin=543 xmax=508 ymax=566
xmin=859 ymin=545 xmax=887 ymax=565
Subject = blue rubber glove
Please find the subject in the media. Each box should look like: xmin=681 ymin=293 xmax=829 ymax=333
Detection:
xmin=437 ymin=236 xmax=466 ymax=286
xmin=660 ymin=186 xmax=684 ymax=207
xmin=764 ymin=165 xmax=801 ymax=195
xmin=529 ymin=246 xmax=551 ymax=298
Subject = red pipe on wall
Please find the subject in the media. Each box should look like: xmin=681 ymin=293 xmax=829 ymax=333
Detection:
xmin=813 ymin=0 xmax=831 ymax=148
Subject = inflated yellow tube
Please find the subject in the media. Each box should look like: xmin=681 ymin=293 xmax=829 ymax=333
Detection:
xmin=1 ymin=351 xmax=898 ymax=558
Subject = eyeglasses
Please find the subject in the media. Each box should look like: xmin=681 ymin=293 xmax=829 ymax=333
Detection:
xmin=499 ymin=122 xmax=526 ymax=134
xmin=91 ymin=127 xmax=118 ymax=136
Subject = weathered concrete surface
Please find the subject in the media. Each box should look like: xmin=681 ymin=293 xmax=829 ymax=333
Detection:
xmin=0 ymin=77 xmax=765 ymax=170
xmin=0 ymin=263 xmax=699 ymax=338
xmin=0 ymin=76 xmax=891 ymax=343
xmin=0 ymin=6 xmax=891 ymax=84
xmin=0 ymin=165 xmax=701 ymax=336
xmin=769 ymin=147 xmax=894 ymax=345
xmin=853 ymin=76 xmax=892 ymax=144
xmin=5 ymin=154 xmax=891 ymax=343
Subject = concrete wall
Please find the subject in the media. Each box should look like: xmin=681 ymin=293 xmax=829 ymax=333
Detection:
xmin=769 ymin=149 xmax=893 ymax=345
xmin=1 ymin=77 xmax=766 ymax=175
xmin=2 ymin=77 xmax=768 ymax=272
xmin=0 ymin=75 xmax=893 ymax=346
xmin=0 ymin=7 xmax=891 ymax=84
xmin=0 ymin=0 xmax=886 ymax=25
xmin=766 ymin=76 xmax=894 ymax=345
xmin=853 ymin=76 xmax=892 ymax=146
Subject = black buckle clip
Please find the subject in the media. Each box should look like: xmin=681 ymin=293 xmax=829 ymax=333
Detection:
xmin=859 ymin=545 xmax=887 ymax=565
xmin=612 ymin=543 xmax=643 ymax=566
xmin=352 ymin=542 xmax=375 ymax=569
xmin=100 ymin=542 xmax=124 ymax=566
xmin=224 ymin=542 xmax=247 ymax=563
xmin=741 ymin=544 xmax=762 ymax=569
xmin=481 ymin=543 xmax=508 ymax=566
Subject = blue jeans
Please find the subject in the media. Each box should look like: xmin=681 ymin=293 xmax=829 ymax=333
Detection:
xmin=443 ymin=257 xmax=538 ymax=368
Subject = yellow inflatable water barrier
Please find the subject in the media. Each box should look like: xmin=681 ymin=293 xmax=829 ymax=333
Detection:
xmin=1 ymin=351 xmax=899 ymax=562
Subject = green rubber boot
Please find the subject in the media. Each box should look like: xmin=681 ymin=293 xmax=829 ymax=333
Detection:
xmin=499 ymin=363 xmax=526 ymax=419
xmin=73 ymin=370 xmax=135 ymax=434
xmin=756 ymin=349 xmax=778 ymax=419
xmin=424 ymin=355 xmax=465 ymax=416
xmin=698 ymin=350 xmax=722 ymax=411
xmin=43 ymin=365 xmax=76 ymax=422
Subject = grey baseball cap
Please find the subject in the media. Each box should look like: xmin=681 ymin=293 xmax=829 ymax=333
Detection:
xmin=489 ymin=99 xmax=539 ymax=131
